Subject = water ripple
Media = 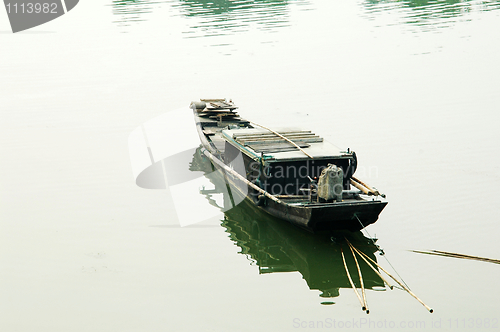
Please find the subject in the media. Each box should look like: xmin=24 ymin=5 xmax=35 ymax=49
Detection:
xmin=172 ymin=0 xmax=312 ymax=37
xmin=112 ymin=0 xmax=313 ymax=36
xmin=112 ymin=0 xmax=161 ymax=27
xmin=361 ymin=0 xmax=500 ymax=31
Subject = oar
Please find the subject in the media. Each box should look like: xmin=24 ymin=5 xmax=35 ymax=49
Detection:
xmin=352 ymin=244 xmax=433 ymax=313
xmin=348 ymin=242 xmax=369 ymax=314
xmin=341 ymin=248 xmax=366 ymax=311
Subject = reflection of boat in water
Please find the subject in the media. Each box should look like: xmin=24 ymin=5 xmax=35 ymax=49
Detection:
xmin=191 ymin=99 xmax=387 ymax=232
xmin=176 ymin=0 xmax=291 ymax=17
xmin=224 ymin=199 xmax=386 ymax=298
xmin=191 ymin=146 xmax=385 ymax=299
xmin=174 ymin=0 xmax=305 ymax=35
xmin=363 ymin=0 xmax=500 ymax=31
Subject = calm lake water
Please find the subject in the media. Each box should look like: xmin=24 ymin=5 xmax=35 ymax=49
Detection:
xmin=1 ymin=0 xmax=500 ymax=331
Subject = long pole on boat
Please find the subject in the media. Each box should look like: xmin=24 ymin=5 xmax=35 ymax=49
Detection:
xmin=350 ymin=177 xmax=385 ymax=197
xmin=349 ymin=242 xmax=433 ymax=313
xmin=348 ymin=242 xmax=369 ymax=314
xmin=248 ymin=121 xmax=314 ymax=159
xmin=201 ymin=148 xmax=282 ymax=204
xmin=341 ymin=248 xmax=366 ymax=312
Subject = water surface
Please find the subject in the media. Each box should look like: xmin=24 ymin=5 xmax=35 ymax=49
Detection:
xmin=1 ymin=0 xmax=500 ymax=331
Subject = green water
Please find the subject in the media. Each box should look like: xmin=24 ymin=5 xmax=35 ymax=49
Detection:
xmin=1 ymin=0 xmax=500 ymax=331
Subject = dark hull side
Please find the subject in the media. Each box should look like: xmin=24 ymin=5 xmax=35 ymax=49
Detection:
xmin=264 ymin=198 xmax=387 ymax=232
xmin=222 ymin=169 xmax=386 ymax=232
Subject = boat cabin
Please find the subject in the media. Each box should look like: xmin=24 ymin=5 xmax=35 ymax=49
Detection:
xmin=221 ymin=127 xmax=357 ymax=196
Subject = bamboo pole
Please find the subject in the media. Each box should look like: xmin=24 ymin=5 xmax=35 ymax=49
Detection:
xmin=354 ymin=246 xmax=433 ymax=313
xmin=347 ymin=241 xmax=394 ymax=290
xmin=202 ymin=148 xmax=282 ymax=204
xmin=248 ymin=121 xmax=314 ymax=159
xmin=351 ymin=177 xmax=379 ymax=195
xmin=433 ymin=250 xmax=500 ymax=263
xmin=348 ymin=243 xmax=369 ymax=314
xmin=350 ymin=177 xmax=385 ymax=197
xmin=411 ymin=250 xmax=500 ymax=265
xmin=341 ymin=248 xmax=366 ymax=311
xmin=350 ymin=179 xmax=372 ymax=195
xmin=200 ymin=98 xmax=226 ymax=102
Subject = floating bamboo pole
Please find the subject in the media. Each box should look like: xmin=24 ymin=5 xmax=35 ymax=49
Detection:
xmin=348 ymin=243 xmax=369 ymax=314
xmin=346 ymin=241 xmax=394 ymax=290
xmin=248 ymin=121 xmax=314 ymax=159
xmin=341 ymin=248 xmax=366 ymax=311
xmin=411 ymin=250 xmax=500 ymax=265
xmin=352 ymin=244 xmax=433 ymax=313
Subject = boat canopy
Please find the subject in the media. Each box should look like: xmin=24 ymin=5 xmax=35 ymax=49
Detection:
xmin=221 ymin=127 xmax=351 ymax=161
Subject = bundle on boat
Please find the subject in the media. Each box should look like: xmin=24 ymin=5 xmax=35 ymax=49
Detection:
xmin=193 ymin=99 xmax=239 ymax=121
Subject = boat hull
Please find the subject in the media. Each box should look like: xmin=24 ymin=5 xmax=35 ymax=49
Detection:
xmin=264 ymin=198 xmax=387 ymax=232
xmin=191 ymin=101 xmax=387 ymax=232
xmin=202 ymin=149 xmax=387 ymax=232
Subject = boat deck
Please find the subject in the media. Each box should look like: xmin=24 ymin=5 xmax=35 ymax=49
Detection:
xmin=196 ymin=112 xmax=251 ymax=156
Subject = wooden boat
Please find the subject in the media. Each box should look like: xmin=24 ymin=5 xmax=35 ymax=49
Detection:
xmin=190 ymin=98 xmax=387 ymax=232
